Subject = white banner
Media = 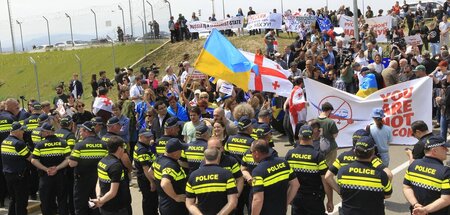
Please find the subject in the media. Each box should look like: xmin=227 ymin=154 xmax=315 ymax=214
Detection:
xmin=404 ymin=34 xmax=424 ymax=46
xmin=187 ymin=16 xmax=244 ymax=33
xmin=339 ymin=15 xmax=355 ymax=38
xmin=246 ymin=13 xmax=282 ymax=30
xmin=365 ymin=16 xmax=392 ymax=42
xmin=304 ymin=77 xmax=432 ymax=147
xmin=284 ymin=15 xmax=317 ymax=32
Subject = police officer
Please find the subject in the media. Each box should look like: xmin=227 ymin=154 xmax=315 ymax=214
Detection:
xmin=1 ymin=122 xmax=30 ymax=215
xmin=133 ymin=128 xmax=158 ymax=215
xmin=102 ymin=117 xmax=133 ymax=175
xmin=403 ymin=135 xmax=450 ymax=215
xmin=31 ymin=122 xmax=71 ymax=215
xmin=155 ymin=117 xmax=182 ymax=156
xmin=23 ymin=101 xmax=42 ymax=147
xmin=251 ymin=141 xmax=299 ymax=215
xmin=151 ymin=138 xmax=188 ymax=215
xmin=225 ymin=116 xmax=254 ymax=163
xmin=28 ymin=113 xmax=49 ymax=199
xmin=285 ymin=125 xmax=333 ymax=214
xmin=251 ymin=109 xmax=274 ymax=147
xmin=255 ymin=124 xmax=278 ymax=156
xmin=336 ymin=136 xmax=393 ymax=214
xmin=69 ymin=121 xmax=108 ymax=215
xmin=186 ymin=148 xmax=238 ymax=214
xmin=405 ymin=120 xmax=433 ymax=163
xmin=55 ymin=115 xmax=77 ymax=215
xmin=93 ymin=136 xmax=130 ymax=215
xmin=185 ymin=124 xmax=209 ymax=173
xmin=30 ymin=113 xmax=50 ymax=144
xmin=92 ymin=117 xmax=106 ymax=137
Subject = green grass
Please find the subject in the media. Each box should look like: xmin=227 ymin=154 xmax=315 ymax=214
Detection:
xmin=0 ymin=42 xmax=163 ymax=103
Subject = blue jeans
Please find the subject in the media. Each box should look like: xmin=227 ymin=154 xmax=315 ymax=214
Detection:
xmin=441 ymin=115 xmax=448 ymax=141
xmin=430 ymin=43 xmax=440 ymax=57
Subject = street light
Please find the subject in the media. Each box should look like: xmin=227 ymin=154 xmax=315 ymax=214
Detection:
xmin=281 ymin=0 xmax=284 ymax=14
xmin=222 ymin=0 xmax=225 ymax=19
xmin=164 ymin=0 xmax=172 ymax=17
xmin=42 ymin=16 xmax=51 ymax=45
xmin=16 ymin=20 xmax=24 ymax=52
xmin=118 ymin=5 xmax=126 ymax=35
xmin=138 ymin=16 xmax=147 ymax=55
xmin=128 ymin=0 xmax=134 ymax=38
xmin=146 ymin=1 xmax=154 ymax=22
xmin=29 ymin=57 xmax=41 ymax=101
xmin=106 ymin=35 xmax=116 ymax=70
xmin=146 ymin=1 xmax=155 ymax=39
xmin=91 ymin=9 xmax=99 ymax=41
xmin=7 ymin=0 xmax=16 ymax=53
xmin=142 ymin=0 xmax=148 ymax=34
xmin=211 ymin=0 xmax=215 ymax=16
xmin=65 ymin=13 xmax=74 ymax=47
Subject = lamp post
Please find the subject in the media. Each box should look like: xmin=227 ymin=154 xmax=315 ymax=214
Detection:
xmin=281 ymin=0 xmax=284 ymax=14
xmin=146 ymin=1 xmax=155 ymax=38
xmin=7 ymin=0 xmax=16 ymax=53
xmin=118 ymin=5 xmax=126 ymax=35
xmin=128 ymin=0 xmax=134 ymax=38
xmin=106 ymin=35 xmax=116 ymax=70
xmin=29 ymin=57 xmax=41 ymax=101
xmin=164 ymin=0 xmax=172 ymax=17
xmin=42 ymin=16 xmax=51 ymax=45
xmin=142 ymin=0 xmax=147 ymax=34
xmin=222 ymin=0 xmax=225 ymax=19
xmin=146 ymin=1 xmax=154 ymax=21
xmin=353 ymin=0 xmax=359 ymax=41
xmin=16 ymin=20 xmax=24 ymax=52
xmin=211 ymin=0 xmax=215 ymax=15
xmin=138 ymin=16 xmax=147 ymax=55
xmin=90 ymin=9 xmax=99 ymax=41
xmin=65 ymin=13 xmax=74 ymax=47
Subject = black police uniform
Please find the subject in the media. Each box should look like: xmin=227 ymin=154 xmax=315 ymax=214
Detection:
xmin=55 ymin=127 xmax=77 ymax=215
xmin=404 ymin=156 xmax=450 ymax=215
xmin=23 ymin=113 xmax=40 ymax=147
xmin=251 ymin=122 xmax=275 ymax=147
xmin=186 ymin=164 xmax=238 ymax=214
xmin=133 ymin=141 xmax=158 ymax=215
xmin=251 ymin=156 xmax=296 ymax=215
xmin=224 ymin=132 xmax=254 ymax=163
xmin=97 ymin=154 xmax=130 ymax=215
xmin=185 ymin=138 xmax=208 ymax=173
xmin=1 ymin=134 xmax=30 ymax=215
xmin=411 ymin=133 xmax=433 ymax=160
xmin=152 ymin=155 xmax=188 ymax=215
xmin=0 ymin=110 xmax=16 ymax=206
xmin=69 ymin=135 xmax=107 ymax=215
xmin=329 ymin=150 xmax=385 ymax=176
xmin=337 ymin=160 xmax=392 ymax=215
xmin=32 ymin=135 xmax=71 ymax=215
xmin=285 ymin=144 xmax=328 ymax=215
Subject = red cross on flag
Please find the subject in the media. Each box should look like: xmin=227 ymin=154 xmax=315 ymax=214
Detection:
xmin=240 ymin=51 xmax=293 ymax=97
xmin=93 ymin=95 xmax=113 ymax=115
xmin=288 ymin=85 xmax=307 ymax=132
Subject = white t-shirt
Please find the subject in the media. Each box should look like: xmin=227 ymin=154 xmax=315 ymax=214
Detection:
xmin=370 ymin=62 xmax=385 ymax=74
xmin=180 ymin=71 xmax=189 ymax=86
xmin=439 ymin=22 xmax=450 ymax=37
xmin=162 ymin=74 xmax=179 ymax=90
xmin=354 ymin=56 xmax=369 ymax=67
xmin=129 ymin=84 xmax=143 ymax=99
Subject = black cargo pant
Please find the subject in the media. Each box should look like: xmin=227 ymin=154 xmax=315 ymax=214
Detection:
xmin=73 ymin=172 xmax=99 ymax=215
xmin=39 ymin=172 xmax=68 ymax=215
xmin=5 ymin=172 xmax=28 ymax=215
xmin=137 ymin=174 xmax=158 ymax=215
xmin=291 ymin=191 xmax=326 ymax=215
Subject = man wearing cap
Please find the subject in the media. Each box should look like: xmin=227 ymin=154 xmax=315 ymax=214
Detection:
xmin=186 ymin=148 xmax=238 ymax=215
xmin=1 ymin=122 xmax=31 ymax=214
xmin=55 ymin=115 xmax=77 ymax=215
xmin=251 ymin=141 xmax=299 ymax=215
xmin=31 ymin=122 xmax=71 ymax=215
xmin=30 ymin=113 xmax=49 ymax=144
xmin=285 ymin=125 xmax=333 ymax=214
xmin=185 ymin=124 xmax=210 ymax=174
xmin=274 ymin=52 xmax=288 ymax=69
xmin=92 ymin=116 xmax=106 ymax=137
xmin=368 ymin=107 xmax=393 ymax=166
xmin=69 ymin=121 xmax=108 ymax=215
xmin=255 ymin=124 xmax=279 ymax=156
xmin=134 ymin=128 xmax=158 ymax=215
xmin=413 ymin=65 xmax=430 ymax=79
xmin=155 ymin=117 xmax=183 ymax=155
xmin=403 ymin=135 xmax=450 ymax=215
xmin=225 ymin=116 xmax=255 ymax=163
xmin=151 ymin=138 xmax=189 ymax=215
xmin=337 ymin=136 xmax=392 ymax=214
xmin=28 ymin=112 xmax=49 ymax=200
xmin=23 ymin=101 xmax=42 ymax=144
xmin=316 ymin=102 xmax=339 ymax=167
xmin=93 ymin=136 xmax=130 ymax=215
xmin=251 ymin=110 xmax=274 ymax=146
xmin=405 ymin=120 xmax=433 ymax=163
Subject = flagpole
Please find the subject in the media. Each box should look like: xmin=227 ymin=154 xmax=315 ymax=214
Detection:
xmin=353 ymin=0 xmax=359 ymax=41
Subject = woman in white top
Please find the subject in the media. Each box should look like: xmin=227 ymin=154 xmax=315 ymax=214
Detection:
xmin=354 ymin=50 xmax=369 ymax=67
xmin=370 ymin=54 xmax=385 ymax=74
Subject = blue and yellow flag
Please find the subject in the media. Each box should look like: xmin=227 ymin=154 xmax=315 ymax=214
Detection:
xmin=356 ymin=73 xmax=378 ymax=98
xmin=194 ymin=29 xmax=253 ymax=91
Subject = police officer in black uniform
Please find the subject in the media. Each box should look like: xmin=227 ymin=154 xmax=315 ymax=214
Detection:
xmin=406 ymin=120 xmax=433 ymax=162
xmin=28 ymin=113 xmax=49 ymax=200
xmin=31 ymin=123 xmax=71 ymax=215
xmin=285 ymin=125 xmax=333 ymax=214
xmin=69 ymin=121 xmax=108 ymax=215
xmin=1 ymin=122 xmax=30 ymax=215
xmin=23 ymin=101 xmax=42 ymax=147
xmin=102 ymin=117 xmax=133 ymax=175
xmin=225 ymin=116 xmax=254 ymax=163
xmin=251 ymin=109 xmax=274 ymax=147
xmin=336 ymin=136 xmax=393 ymax=215
xmin=151 ymin=138 xmax=188 ymax=215
xmin=93 ymin=136 xmax=130 ymax=215
xmin=55 ymin=115 xmax=77 ymax=215
xmin=186 ymin=148 xmax=238 ymax=215
xmin=133 ymin=128 xmax=158 ymax=215
xmin=250 ymin=141 xmax=299 ymax=215
xmin=91 ymin=117 xmax=106 ymax=137
xmin=155 ymin=117 xmax=182 ymax=156
xmin=403 ymin=135 xmax=450 ymax=215
xmin=185 ymin=124 xmax=209 ymax=174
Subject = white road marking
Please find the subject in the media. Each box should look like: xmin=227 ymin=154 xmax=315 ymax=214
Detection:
xmin=327 ymin=160 xmax=410 ymax=215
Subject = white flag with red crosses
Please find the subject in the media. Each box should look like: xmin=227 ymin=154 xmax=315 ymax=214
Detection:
xmin=92 ymin=95 xmax=113 ymax=114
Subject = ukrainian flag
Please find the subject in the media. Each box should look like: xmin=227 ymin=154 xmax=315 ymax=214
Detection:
xmin=356 ymin=73 xmax=378 ymax=98
xmin=194 ymin=29 xmax=253 ymax=91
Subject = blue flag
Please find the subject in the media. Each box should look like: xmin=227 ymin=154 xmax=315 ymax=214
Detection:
xmin=317 ymin=17 xmax=332 ymax=32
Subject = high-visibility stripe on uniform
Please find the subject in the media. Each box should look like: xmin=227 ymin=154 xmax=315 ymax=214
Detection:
xmin=67 ymin=139 xmax=76 ymax=148
xmin=0 ymin=124 xmax=12 ymax=131
xmin=225 ymin=144 xmax=249 ymax=155
xmin=161 ymin=167 xmax=186 ymax=181
xmin=1 ymin=145 xmax=19 ymax=155
xmin=98 ymin=168 xmax=125 ymax=182
xmin=253 ymin=169 xmax=293 ymax=187
xmin=185 ymin=151 xmax=205 ymax=162
xmin=222 ymin=162 xmax=240 ymax=175
xmin=70 ymin=149 xmax=107 ymax=159
xmin=32 ymin=147 xmax=71 ymax=157
xmin=338 ymin=175 xmax=392 ymax=192
xmin=288 ymin=160 xmax=327 ymax=173
xmin=405 ymin=171 xmax=447 ymax=191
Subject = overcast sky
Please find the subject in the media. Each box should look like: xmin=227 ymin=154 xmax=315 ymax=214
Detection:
xmin=0 ymin=0 xmax=398 ymax=51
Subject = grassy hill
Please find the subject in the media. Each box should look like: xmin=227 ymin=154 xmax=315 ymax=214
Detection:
xmin=0 ymin=42 xmax=163 ymax=102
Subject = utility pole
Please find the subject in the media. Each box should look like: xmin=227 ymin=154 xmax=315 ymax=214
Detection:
xmin=118 ymin=5 xmax=126 ymax=35
xmin=142 ymin=0 xmax=147 ymax=34
xmin=65 ymin=13 xmax=74 ymax=47
xmin=211 ymin=0 xmax=215 ymax=15
xmin=353 ymin=0 xmax=359 ymax=41
xmin=91 ymin=9 xmax=99 ymax=41
xmin=164 ymin=0 xmax=172 ymax=17
xmin=16 ymin=20 xmax=24 ymax=52
xmin=129 ymin=0 xmax=134 ymax=38
xmin=43 ymin=16 xmax=51 ymax=45
xmin=7 ymin=0 xmax=16 ymax=53
xmin=222 ymin=0 xmax=225 ymax=19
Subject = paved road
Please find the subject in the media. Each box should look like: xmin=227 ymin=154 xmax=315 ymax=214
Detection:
xmin=1 ymin=131 xmax=437 ymax=215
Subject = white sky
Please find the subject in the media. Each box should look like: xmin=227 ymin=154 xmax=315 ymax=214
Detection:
xmin=0 ymin=0 xmax=398 ymax=50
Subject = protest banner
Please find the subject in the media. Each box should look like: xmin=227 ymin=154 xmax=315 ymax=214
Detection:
xmin=365 ymin=16 xmax=392 ymax=42
xmin=246 ymin=13 xmax=282 ymax=30
xmin=304 ymin=77 xmax=432 ymax=147
xmin=188 ymin=68 xmax=207 ymax=80
xmin=404 ymin=34 xmax=423 ymax=46
xmin=187 ymin=16 xmax=244 ymax=33
xmin=339 ymin=15 xmax=355 ymax=38
xmin=284 ymin=15 xmax=317 ymax=32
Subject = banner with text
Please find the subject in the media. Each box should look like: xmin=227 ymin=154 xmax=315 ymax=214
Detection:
xmin=246 ymin=13 xmax=282 ymax=30
xmin=284 ymin=15 xmax=317 ymax=32
xmin=304 ymin=77 xmax=432 ymax=147
xmin=404 ymin=34 xmax=424 ymax=46
xmin=365 ymin=16 xmax=392 ymax=42
xmin=187 ymin=16 xmax=244 ymax=33
xmin=339 ymin=15 xmax=355 ymax=38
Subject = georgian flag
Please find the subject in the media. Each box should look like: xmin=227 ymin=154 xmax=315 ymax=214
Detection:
xmin=239 ymin=51 xmax=293 ymax=98
xmin=92 ymin=95 xmax=113 ymax=114
xmin=288 ymin=85 xmax=307 ymax=132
